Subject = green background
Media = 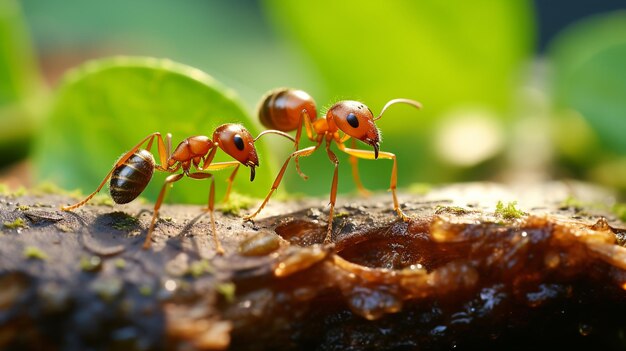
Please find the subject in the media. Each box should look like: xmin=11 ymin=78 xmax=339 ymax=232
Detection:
xmin=1 ymin=0 xmax=625 ymax=202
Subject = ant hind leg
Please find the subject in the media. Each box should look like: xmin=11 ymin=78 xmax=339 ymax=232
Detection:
xmin=62 ymin=132 xmax=170 ymax=211
xmin=144 ymin=173 xmax=184 ymax=249
xmin=188 ymin=172 xmax=224 ymax=255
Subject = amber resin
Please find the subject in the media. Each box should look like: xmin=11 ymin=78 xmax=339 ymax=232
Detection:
xmin=222 ymin=202 xmax=626 ymax=350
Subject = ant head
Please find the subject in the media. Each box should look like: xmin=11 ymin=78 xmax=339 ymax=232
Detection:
xmin=327 ymin=100 xmax=380 ymax=158
xmin=214 ymin=124 xmax=259 ymax=181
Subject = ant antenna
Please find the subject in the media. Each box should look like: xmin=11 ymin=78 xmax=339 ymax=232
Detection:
xmin=374 ymin=98 xmax=422 ymax=121
xmin=254 ymin=129 xmax=296 ymax=143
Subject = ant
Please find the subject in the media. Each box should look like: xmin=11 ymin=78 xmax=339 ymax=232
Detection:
xmin=61 ymin=123 xmax=294 ymax=254
xmin=245 ymin=88 xmax=422 ymax=243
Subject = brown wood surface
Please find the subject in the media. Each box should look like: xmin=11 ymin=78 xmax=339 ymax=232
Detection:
xmin=1 ymin=182 xmax=625 ymax=350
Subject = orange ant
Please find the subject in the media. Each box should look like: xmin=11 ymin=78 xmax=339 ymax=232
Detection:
xmin=61 ymin=124 xmax=294 ymax=254
xmin=245 ymin=89 xmax=422 ymax=243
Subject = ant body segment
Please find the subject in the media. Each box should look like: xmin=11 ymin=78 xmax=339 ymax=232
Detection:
xmin=245 ymin=88 xmax=422 ymax=242
xmin=62 ymin=123 xmax=294 ymax=254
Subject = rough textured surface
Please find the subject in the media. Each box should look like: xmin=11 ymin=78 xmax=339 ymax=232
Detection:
xmin=1 ymin=182 xmax=626 ymax=350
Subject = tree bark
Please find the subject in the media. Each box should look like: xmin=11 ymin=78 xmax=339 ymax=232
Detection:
xmin=1 ymin=182 xmax=626 ymax=350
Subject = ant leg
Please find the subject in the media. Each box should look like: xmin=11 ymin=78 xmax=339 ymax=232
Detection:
xmin=339 ymin=146 xmax=409 ymax=221
xmin=244 ymin=143 xmax=320 ymax=221
xmin=324 ymin=142 xmax=340 ymax=244
xmin=144 ymin=173 xmax=185 ymax=249
xmin=199 ymin=161 xmax=241 ymax=203
xmin=348 ymin=138 xmax=371 ymax=196
xmin=146 ymin=132 xmax=170 ymax=170
xmin=62 ymin=132 xmax=169 ymax=211
xmin=166 ymin=133 xmax=172 ymax=160
xmin=222 ymin=164 xmax=240 ymax=203
xmin=295 ymin=110 xmax=316 ymax=180
xmin=188 ymin=172 xmax=224 ymax=255
xmin=198 ymin=147 xmax=218 ymax=171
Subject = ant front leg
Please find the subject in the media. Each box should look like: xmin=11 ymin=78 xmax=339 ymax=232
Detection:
xmin=339 ymin=145 xmax=409 ymax=222
xmin=144 ymin=172 xmax=184 ymax=249
xmin=188 ymin=172 xmax=224 ymax=255
xmin=244 ymin=142 xmax=321 ymax=221
xmin=324 ymin=141 xmax=340 ymax=244
xmin=62 ymin=132 xmax=170 ymax=211
xmin=221 ymin=164 xmax=240 ymax=203
xmin=348 ymin=137 xmax=371 ymax=197
xmin=199 ymin=161 xmax=240 ymax=203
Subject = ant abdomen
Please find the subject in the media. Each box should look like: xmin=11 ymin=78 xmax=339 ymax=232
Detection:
xmin=258 ymin=88 xmax=317 ymax=132
xmin=109 ymin=149 xmax=155 ymax=204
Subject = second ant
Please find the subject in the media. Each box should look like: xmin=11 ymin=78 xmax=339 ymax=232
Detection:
xmin=245 ymin=89 xmax=422 ymax=242
xmin=62 ymin=123 xmax=294 ymax=254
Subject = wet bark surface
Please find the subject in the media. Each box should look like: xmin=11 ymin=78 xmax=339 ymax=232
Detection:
xmin=1 ymin=182 xmax=626 ymax=350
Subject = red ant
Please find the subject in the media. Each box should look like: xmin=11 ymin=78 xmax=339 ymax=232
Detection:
xmin=61 ymin=124 xmax=294 ymax=254
xmin=245 ymin=89 xmax=422 ymax=243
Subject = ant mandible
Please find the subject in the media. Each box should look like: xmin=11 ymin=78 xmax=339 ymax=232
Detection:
xmin=61 ymin=124 xmax=294 ymax=254
xmin=245 ymin=88 xmax=422 ymax=243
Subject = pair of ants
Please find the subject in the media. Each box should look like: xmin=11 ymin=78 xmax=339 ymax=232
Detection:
xmin=62 ymin=89 xmax=422 ymax=254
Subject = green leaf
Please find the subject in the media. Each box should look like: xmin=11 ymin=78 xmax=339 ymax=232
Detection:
xmin=0 ymin=0 xmax=39 ymax=105
xmin=33 ymin=57 xmax=276 ymax=204
xmin=549 ymin=12 xmax=626 ymax=153
xmin=0 ymin=0 xmax=44 ymax=165
xmin=262 ymin=0 xmax=533 ymax=192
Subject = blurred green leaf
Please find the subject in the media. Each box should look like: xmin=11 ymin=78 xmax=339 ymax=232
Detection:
xmin=550 ymin=12 xmax=626 ymax=153
xmin=33 ymin=57 xmax=277 ymax=204
xmin=262 ymin=0 xmax=533 ymax=193
xmin=0 ymin=0 xmax=38 ymax=104
xmin=0 ymin=0 xmax=43 ymax=165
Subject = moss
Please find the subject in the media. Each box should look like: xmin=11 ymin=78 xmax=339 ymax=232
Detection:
xmin=91 ymin=194 xmax=115 ymax=207
xmin=80 ymin=256 xmax=103 ymax=272
xmin=114 ymin=258 xmax=127 ymax=269
xmin=495 ymin=201 xmax=525 ymax=220
xmin=90 ymin=277 xmax=123 ymax=302
xmin=4 ymin=218 xmax=27 ymax=229
xmin=112 ymin=216 xmax=139 ymax=231
xmin=219 ymin=192 xmax=256 ymax=216
xmin=16 ymin=205 xmax=30 ymax=211
xmin=435 ymin=205 xmax=470 ymax=215
xmin=216 ymin=282 xmax=236 ymax=303
xmin=0 ymin=184 xmax=27 ymax=197
xmin=23 ymin=246 xmax=48 ymax=260
xmin=613 ymin=203 xmax=626 ymax=223
xmin=408 ymin=182 xmax=432 ymax=195
xmin=560 ymin=196 xmax=586 ymax=210
xmin=13 ymin=187 xmax=28 ymax=197
xmin=188 ymin=260 xmax=215 ymax=277
xmin=32 ymin=181 xmax=83 ymax=199
xmin=334 ymin=211 xmax=350 ymax=219
xmin=139 ymin=285 xmax=153 ymax=296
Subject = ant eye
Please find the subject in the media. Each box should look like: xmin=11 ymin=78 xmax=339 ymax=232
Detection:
xmin=346 ymin=113 xmax=359 ymax=128
xmin=233 ymin=134 xmax=245 ymax=151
